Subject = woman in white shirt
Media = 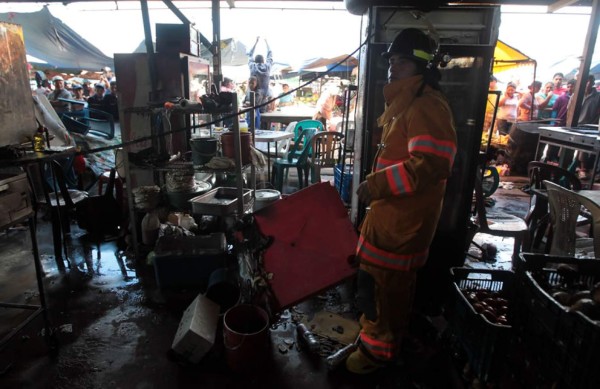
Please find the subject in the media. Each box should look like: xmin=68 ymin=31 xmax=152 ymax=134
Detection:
xmin=496 ymin=82 xmax=519 ymax=135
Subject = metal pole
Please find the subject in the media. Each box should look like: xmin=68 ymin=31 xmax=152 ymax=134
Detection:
xmin=232 ymin=95 xmax=244 ymax=215
xmin=140 ymin=0 xmax=158 ymax=100
xmin=212 ymin=0 xmax=223 ymax=88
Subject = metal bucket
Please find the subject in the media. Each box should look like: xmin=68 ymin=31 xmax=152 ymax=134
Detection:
xmin=190 ymin=137 xmax=218 ymax=165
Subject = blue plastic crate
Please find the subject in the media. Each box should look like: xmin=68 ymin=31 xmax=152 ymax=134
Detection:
xmin=334 ymin=164 xmax=353 ymax=203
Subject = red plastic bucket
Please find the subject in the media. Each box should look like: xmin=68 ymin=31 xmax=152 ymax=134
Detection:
xmin=223 ymin=304 xmax=269 ymax=372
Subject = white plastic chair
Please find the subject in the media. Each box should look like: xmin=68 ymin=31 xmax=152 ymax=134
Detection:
xmin=256 ymin=121 xmax=297 ymax=158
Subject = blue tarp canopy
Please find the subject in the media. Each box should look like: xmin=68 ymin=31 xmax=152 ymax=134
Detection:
xmin=283 ymin=54 xmax=358 ymax=74
xmin=0 ymin=6 xmax=113 ymax=72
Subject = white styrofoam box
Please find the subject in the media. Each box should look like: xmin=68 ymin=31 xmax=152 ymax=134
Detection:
xmin=171 ymin=293 xmax=220 ymax=363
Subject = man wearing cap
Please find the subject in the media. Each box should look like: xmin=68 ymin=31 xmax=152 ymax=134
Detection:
xmin=347 ymin=28 xmax=457 ymax=374
xmin=247 ymin=36 xmax=273 ymax=97
xmin=69 ymin=85 xmax=87 ymax=113
xmin=48 ymin=75 xmax=73 ymax=114
xmin=87 ymin=83 xmax=106 ymax=119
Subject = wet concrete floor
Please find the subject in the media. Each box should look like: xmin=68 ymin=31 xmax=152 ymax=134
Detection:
xmin=0 ymin=175 xmax=533 ymax=389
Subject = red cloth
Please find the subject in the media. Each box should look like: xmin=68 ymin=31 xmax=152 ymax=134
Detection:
xmin=73 ymin=155 xmax=86 ymax=174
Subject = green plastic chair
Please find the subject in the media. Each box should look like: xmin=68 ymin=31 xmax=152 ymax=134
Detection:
xmin=289 ymin=120 xmax=324 ymax=160
xmin=271 ymin=128 xmax=317 ymax=192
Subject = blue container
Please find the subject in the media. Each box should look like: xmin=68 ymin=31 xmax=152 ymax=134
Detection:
xmin=334 ymin=164 xmax=353 ymax=203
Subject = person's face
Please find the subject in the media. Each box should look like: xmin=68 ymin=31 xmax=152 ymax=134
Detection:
xmin=566 ymin=83 xmax=575 ymax=94
xmin=586 ymin=79 xmax=595 ymax=93
xmin=95 ymin=87 xmax=105 ymax=96
xmin=110 ymin=84 xmax=117 ymax=94
xmin=53 ymin=80 xmax=64 ymax=90
xmin=74 ymin=88 xmax=83 ymax=97
xmin=505 ymin=85 xmax=516 ymax=97
xmin=387 ymin=55 xmax=419 ymax=82
xmin=282 ymin=85 xmax=289 ymax=92
xmin=553 ymin=75 xmax=563 ymax=88
xmin=248 ymin=79 xmax=258 ymax=91
xmin=544 ymin=83 xmax=553 ymax=93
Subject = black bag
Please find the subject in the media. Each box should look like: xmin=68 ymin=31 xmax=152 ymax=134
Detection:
xmin=76 ymin=169 xmax=122 ymax=238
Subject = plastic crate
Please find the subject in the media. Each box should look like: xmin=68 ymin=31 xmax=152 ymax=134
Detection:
xmin=447 ymin=268 xmax=515 ymax=382
xmin=334 ymin=164 xmax=352 ymax=203
xmin=516 ymin=253 xmax=600 ymax=389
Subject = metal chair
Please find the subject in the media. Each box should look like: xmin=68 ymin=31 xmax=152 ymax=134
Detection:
xmin=307 ymin=131 xmax=344 ymax=184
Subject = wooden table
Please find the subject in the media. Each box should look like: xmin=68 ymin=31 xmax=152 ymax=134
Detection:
xmin=535 ymin=126 xmax=600 ymax=187
xmin=254 ymin=130 xmax=295 ymax=181
xmin=260 ymin=108 xmax=314 ymax=130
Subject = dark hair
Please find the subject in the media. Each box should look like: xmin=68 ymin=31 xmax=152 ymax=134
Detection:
xmin=588 ymin=75 xmax=596 ymax=83
xmin=255 ymin=55 xmax=264 ymax=64
xmin=567 ymin=79 xmax=576 ymax=86
xmin=490 ymin=75 xmax=498 ymax=82
xmin=553 ymin=72 xmax=565 ymax=79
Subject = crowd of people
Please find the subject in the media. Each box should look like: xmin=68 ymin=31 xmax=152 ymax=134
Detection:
xmin=485 ymin=71 xmax=600 ymax=178
xmin=32 ymin=67 xmax=119 ymax=121
xmin=217 ymin=36 xmax=349 ymax=131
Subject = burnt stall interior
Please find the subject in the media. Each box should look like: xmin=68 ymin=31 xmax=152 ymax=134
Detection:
xmin=352 ymin=6 xmax=500 ymax=312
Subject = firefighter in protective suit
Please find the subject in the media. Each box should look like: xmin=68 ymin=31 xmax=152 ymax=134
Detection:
xmin=346 ymin=28 xmax=457 ymax=374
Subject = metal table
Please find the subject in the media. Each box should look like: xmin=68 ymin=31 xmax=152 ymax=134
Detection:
xmin=259 ymin=108 xmax=314 ymax=130
xmin=535 ymin=126 xmax=600 ymax=187
xmin=254 ymin=130 xmax=295 ymax=182
xmin=0 ymin=163 xmax=58 ymax=354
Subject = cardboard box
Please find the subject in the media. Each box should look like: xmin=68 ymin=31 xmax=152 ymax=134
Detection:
xmin=171 ymin=293 xmax=220 ymax=363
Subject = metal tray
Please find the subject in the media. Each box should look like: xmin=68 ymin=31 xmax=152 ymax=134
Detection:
xmin=189 ymin=187 xmax=253 ymax=216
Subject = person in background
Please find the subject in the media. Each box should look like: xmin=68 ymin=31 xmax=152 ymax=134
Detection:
xmin=87 ymin=83 xmax=107 ymax=119
xmin=48 ymin=75 xmax=72 ymax=114
xmin=242 ymin=76 xmax=265 ymax=128
xmin=313 ymin=85 xmax=340 ymax=131
xmin=70 ymin=85 xmax=87 ymax=113
xmin=495 ymin=82 xmax=519 ymax=135
xmin=518 ymin=81 xmax=543 ymax=121
xmin=536 ymin=81 xmax=557 ymax=122
xmin=552 ymin=72 xmax=567 ymax=96
xmin=247 ymin=36 xmax=273 ymax=97
xmin=346 ymin=28 xmax=456 ymax=374
xmin=82 ymin=79 xmax=93 ymax=98
xmin=574 ymin=75 xmax=600 ymax=179
xmin=542 ymin=79 xmax=575 ymax=164
xmin=220 ymin=77 xmax=236 ymax=93
xmin=33 ymin=71 xmax=52 ymax=97
xmin=104 ymin=80 xmax=119 ymax=121
xmin=99 ymin=66 xmax=114 ymax=92
xmin=278 ymin=83 xmax=295 ymax=108
xmin=552 ymin=79 xmax=575 ymax=127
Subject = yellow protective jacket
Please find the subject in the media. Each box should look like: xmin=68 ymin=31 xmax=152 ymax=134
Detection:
xmin=356 ymin=75 xmax=457 ymax=271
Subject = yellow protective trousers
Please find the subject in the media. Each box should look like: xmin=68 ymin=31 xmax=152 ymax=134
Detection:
xmin=356 ymin=262 xmax=417 ymax=363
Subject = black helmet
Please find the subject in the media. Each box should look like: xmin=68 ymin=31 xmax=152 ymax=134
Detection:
xmin=381 ymin=28 xmax=437 ymax=64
